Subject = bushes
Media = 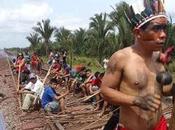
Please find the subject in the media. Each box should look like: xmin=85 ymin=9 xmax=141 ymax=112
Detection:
xmin=168 ymin=61 xmax=175 ymax=72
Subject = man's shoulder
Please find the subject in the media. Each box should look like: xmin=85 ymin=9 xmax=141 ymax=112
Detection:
xmin=112 ymin=47 xmax=131 ymax=60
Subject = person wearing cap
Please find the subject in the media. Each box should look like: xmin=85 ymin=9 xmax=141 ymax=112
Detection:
xmin=101 ymin=0 xmax=174 ymax=130
xmin=51 ymin=57 xmax=62 ymax=79
xmin=18 ymin=73 xmax=44 ymax=111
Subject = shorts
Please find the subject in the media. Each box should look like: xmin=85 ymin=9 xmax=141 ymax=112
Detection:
xmin=44 ymin=101 xmax=60 ymax=113
xmin=115 ymin=116 xmax=167 ymax=130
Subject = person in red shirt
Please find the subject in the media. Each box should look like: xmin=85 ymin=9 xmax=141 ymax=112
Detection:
xmin=51 ymin=59 xmax=62 ymax=80
xmin=14 ymin=52 xmax=28 ymax=84
xmin=31 ymin=52 xmax=42 ymax=74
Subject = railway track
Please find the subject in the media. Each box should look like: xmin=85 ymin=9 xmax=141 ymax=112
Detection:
xmin=0 ymin=50 xmax=66 ymax=130
xmin=1 ymin=49 xmax=175 ymax=130
xmin=1 ymin=50 xmax=111 ymax=130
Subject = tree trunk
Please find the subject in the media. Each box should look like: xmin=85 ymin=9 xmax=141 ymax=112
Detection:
xmin=45 ymin=41 xmax=48 ymax=56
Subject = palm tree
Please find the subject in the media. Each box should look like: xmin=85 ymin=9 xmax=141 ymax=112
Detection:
xmin=109 ymin=2 xmax=134 ymax=48
xmin=72 ymin=28 xmax=87 ymax=55
xmin=54 ymin=27 xmax=74 ymax=66
xmin=54 ymin=27 xmax=72 ymax=50
xmin=33 ymin=19 xmax=55 ymax=55
xmin=26 ymin=33 xmax=41 ymax=50
xmin=89 ymin=13 xmax=114 ymax=63
xmin=165 ymin=18 xmax=175 ymax=49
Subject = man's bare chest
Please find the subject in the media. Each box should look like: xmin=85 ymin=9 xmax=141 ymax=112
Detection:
xmin=123 ymin=60 xmax=161 ymax=90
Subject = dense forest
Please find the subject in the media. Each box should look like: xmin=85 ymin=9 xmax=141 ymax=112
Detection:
xmin=9 ymin=2 xmax=175 ymax=65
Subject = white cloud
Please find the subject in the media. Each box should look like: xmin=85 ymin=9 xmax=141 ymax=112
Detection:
xmin=0 ymin=2 xmax=53 ymax=33
xmin=53 ymin=16 xmax=88 ymax=30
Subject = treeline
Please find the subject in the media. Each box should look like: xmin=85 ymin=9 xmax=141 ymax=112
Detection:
xmin=26 ymin=2 xmax=175 ymax=63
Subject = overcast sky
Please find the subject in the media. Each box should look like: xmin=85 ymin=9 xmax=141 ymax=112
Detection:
xmin=0 ymin=0 xmax=174 ymax=49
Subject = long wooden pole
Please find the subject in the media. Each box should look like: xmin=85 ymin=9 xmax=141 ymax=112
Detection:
xmin=6 ymin=54 xmax=22 ymax=108
xmin=42 ymin=64 xmax=53 ymax=86
xmin=33 ymin=64 xmax=53 ymax=105
xmin=17 ymin=67 xmax=21 ymax=91
xmin=83 ymin=90 xmax=101 ymax=102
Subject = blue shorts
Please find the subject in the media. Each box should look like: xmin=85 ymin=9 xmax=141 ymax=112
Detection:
xmin=44 ymin=101 xmax=60 ymax=113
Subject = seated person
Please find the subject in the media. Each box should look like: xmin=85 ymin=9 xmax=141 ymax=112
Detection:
xmin=18 ymin=73 xmax=44 ymax=111
xmin=51 ymin=58 xmax=62 ymax=79
xmin=41 ymin=78 xmax=69 ymax=114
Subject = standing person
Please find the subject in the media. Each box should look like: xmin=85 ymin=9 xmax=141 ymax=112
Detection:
xmin=48 ymin=51 xmax=54 ymax=65
xmin=103 ymin=58 xmax=109 ymax=70
xmin=41 ymin=78 xmax=69 ymax=113
xmin=31 ymin=52 xmax=42 ymax=74
xmin=101 ymin=1 xmax=174 ymax=130
xmin=14 ymin=52 xmax=28 ymax=84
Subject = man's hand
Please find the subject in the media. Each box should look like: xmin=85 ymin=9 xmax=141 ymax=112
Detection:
xmin=133 ymin=94 xmax=161 ymax=112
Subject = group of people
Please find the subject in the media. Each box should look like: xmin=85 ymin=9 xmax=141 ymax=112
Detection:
xmin=17 ymin=72 xmax=69 ymax=114
xmin=13 ymin=49 xmax=106 ymax=115
xmin=12 ymin=51 xmax=42 ymax=84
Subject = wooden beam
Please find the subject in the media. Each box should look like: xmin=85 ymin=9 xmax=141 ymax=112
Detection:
xmin=54 ymin=121 xmax=65 ymax=130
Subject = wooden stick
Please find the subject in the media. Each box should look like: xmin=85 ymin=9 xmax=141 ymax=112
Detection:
xmin=54 ymin=120 xmax=65 ymax=130
xmin=33 ymin=64 xmax=53 ymax=105
xmin=6 ymin=55 xmax=22 ymax=109
xmin=80 ymin=107 xmax=120 ymax=130
xmin=17 ymin=67 xmax=21 ymax=91
xmin=42 ymin=64 xmax=53 ymax=86
xmin=83 ymin=90 xmax=101 ymax=102
xmin=6 ymin=56 xmax=17 ymax=89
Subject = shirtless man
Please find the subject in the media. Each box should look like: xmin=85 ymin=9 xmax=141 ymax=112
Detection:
xmin=101 ymin=1 xmax=174 ymax=130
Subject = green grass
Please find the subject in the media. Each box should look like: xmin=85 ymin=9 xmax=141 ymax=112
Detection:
xmin=69 ymin=56 xmax=105 ymax=72
xmin=42 ymin=55 xmax=105 ymax=73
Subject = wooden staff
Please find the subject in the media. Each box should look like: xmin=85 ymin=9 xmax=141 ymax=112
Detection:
xmin=6 ymin=55 xmax=22 ymax=108
xmin=80 ymin=107 xmax=120 ymax=130
xmin=83 ymin=90 xmax=101 ymax=102
xmin=17 ymin=66 xmax=21 ymax=91
xmin=17 ymin=66 xmax=22 ymax=108
xmin=33 ymin=64 xmax=53 ymax=105
xmin=6 ymin=56 xmax=16 ymax=89
xmin=42 ymin=64 xmax=53 ymax=85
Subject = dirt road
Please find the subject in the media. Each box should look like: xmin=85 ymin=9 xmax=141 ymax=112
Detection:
xmin=0 ymin=50 xmax=111 ymax=130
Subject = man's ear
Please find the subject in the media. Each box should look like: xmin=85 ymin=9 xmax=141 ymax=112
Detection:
xmin=133 ymin=28 xmax=142 ymax=38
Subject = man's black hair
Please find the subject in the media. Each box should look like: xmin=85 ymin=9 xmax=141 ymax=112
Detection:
xmin=49 ymin=78 xmax=58 ymax=84
xmin=140 ymin=21 xmax=151 ymax=31
xmin=85 ymin=69 xmax=91 ymax=72
xmin=94 ymin=71 xmax=100 ymax=78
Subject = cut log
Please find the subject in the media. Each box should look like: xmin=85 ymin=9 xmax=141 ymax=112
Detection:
xmin=83 ymin=90 xmax=101 ymax=102
xmin=54 ymin=120 xmax=65 ymax=130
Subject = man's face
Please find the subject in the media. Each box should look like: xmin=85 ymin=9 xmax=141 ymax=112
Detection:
xmin=51 ymin=83 xmax=57 ymax=89
xmin=138 ymin=17 xmax=168 ymax=51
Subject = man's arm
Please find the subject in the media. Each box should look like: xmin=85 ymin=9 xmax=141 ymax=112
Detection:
xmin=101 ymin=52 xmax=135 ymax=106
xmin=101 ymin=52 xmax=161 ymax=112
xmin=54 ymin=90 xmax=69 ymax=101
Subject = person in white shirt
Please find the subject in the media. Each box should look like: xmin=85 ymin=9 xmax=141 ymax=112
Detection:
xmin=18 ymin=73 xmax=44 ymax=111
xmin=103 ymin=58 xmax=109 ymax=69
